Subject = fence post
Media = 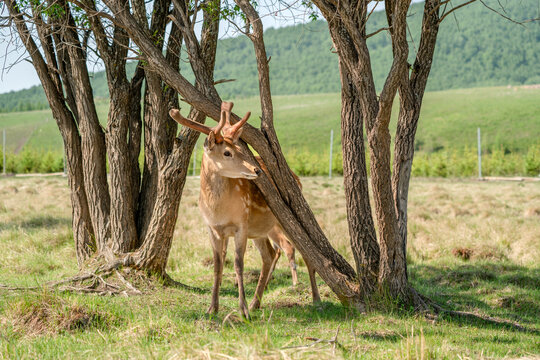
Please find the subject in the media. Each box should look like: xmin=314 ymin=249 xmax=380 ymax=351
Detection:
xmin=477 ymin=127 xmax=482 ymax=179
xmin=2 ymin=129 xmax=5 ymax=176
xmin=192 ymin=145 xmax=197 ymax=176
xmin=63 ymin=141 xmax=67 ymax=177
xmin=329 ymin=129 xmax=334 ymax=179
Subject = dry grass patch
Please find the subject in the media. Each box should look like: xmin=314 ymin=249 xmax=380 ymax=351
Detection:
xmin=6 ymin=292 xmax=112 ymax=337
xmin=407 ymin=179 xmax=540 ymax=265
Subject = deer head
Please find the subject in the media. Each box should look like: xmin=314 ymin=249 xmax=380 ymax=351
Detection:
xmin=169 ymin=102 xmax=261 ymax=179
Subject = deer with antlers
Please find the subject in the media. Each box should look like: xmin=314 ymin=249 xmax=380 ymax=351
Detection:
xmin=170 ymin=102 xmax=320 ymax=318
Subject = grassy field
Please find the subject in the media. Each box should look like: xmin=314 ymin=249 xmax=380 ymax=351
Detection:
xmin=0 ymin=85 xmax=539 ymax=155
xmin=0 ymin=176 xmax=539 ymax=359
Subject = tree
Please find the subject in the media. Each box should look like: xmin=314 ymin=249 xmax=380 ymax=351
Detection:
xmin=308 ymin=0 xmax=446 ymax=307
xmin=3 ymin=0 xmax=221 ymax=291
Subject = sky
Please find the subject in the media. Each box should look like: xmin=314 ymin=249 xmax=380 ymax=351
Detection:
xmin=0 ymin=1 xmax=390 ymax=94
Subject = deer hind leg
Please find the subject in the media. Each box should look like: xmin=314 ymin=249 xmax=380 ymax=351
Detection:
xmin=207 ymin=228 xmax=226 ymax=314
xmin=265 ymin=243 xmax=281 ymax=290
xmin=250 ymin=238 xmax=276 ymax=311
xmin=303 ymin=255 xmax=321 ymax=303
xmin=233 ymin=229 xmax=250 ymax=319
xmin=268 ymin=226 xmax=298 ymax=286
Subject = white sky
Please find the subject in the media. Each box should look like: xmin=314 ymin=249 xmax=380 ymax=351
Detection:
xmin=0 ymin=1 xmax=391 ymax=94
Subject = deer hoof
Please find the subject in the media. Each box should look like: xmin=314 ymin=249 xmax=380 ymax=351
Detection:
xmin=206 ymin=304 xmax=219 ymax=315
xmin=240 ymin=306 xmax=251 ymax=320
xmin=249 ymin=300 xmax=261 ymax=311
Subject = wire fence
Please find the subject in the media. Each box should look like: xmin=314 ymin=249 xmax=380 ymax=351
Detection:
xmin=1 ymin=126 xmax=540 ymax=178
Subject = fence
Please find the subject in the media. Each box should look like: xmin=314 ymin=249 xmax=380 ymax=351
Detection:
xmin=2 ymin=126 xmax=540 ymax=178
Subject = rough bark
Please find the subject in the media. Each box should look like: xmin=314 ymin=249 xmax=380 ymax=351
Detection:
xmin=132 ymin=0 xmax=220 ymax=273
xmin=6 ymin=0 xmax=95 ymax=266
xmin=85 ymin=0 xmax=138 ymax=253
xmin=61 ymin=6 xmax=111 ymax=254
xmin=392 ymin=0 xmax=441 ymax=262
xmin=137 ymin=0 xmax=174 ymax=241
xmin=339 ymin=63 xmax=379 ymax=292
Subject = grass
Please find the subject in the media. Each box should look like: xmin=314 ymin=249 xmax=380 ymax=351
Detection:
xmin=1 ymin=85 xmax=539 ymax=155
xmin=0 ymin=176 xmax=539 ymax=359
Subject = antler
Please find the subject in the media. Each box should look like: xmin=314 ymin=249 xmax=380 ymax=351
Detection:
xmin=221 ymin=102 xmax=251 ymax=142
xmin=169 ymin=102 xmax=251 ymax=143
xmin=169 ymin=108 xmax=226 ymax=143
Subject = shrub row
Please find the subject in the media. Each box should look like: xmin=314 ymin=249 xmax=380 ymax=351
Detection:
xmin=0 ymin=149 xmax=64 ymax=174
xmin=283 ymin=144 xmax=540 ymax=177
xmin=2 ymin=144 xmax=539 ymax=177
xmin=412 ymin=144 xmax=540 ymax=178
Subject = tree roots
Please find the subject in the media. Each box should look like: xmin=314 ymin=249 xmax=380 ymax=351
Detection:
xmin=1 ymin=256 xmax=171 ymax=297
xmin=408 ymin=286 xmax=536 ymax=333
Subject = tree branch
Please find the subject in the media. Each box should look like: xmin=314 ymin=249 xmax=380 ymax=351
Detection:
xmin=438 ymin=0 xmax=476 ymax=24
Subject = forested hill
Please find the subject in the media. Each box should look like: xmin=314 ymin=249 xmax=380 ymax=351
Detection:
xmin=1 ymin=0 xmax=538 ymax=112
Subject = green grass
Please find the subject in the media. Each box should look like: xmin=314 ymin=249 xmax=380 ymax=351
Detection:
xmin=1 ymin=86 xmax=539 ymax=155
xmin=1 ymin=176 xmax=539 ymax=359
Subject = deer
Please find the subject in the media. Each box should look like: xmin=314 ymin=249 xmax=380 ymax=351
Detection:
xmin=169 ymin=102 xmax=321 ymax=319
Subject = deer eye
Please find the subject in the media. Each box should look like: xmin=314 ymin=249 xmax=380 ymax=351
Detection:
xmin=224 ymin=150 xmax=232 ymax=157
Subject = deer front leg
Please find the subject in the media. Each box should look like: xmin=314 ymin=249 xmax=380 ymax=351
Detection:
xmin=233 ymin=229 xmax=249 ymax=319
xmin=250 ymin=238 xmax=276 ymax=311
xmin=207 ymin=228 xmax=225 ymax=315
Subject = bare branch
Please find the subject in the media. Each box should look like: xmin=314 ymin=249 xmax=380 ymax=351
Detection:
xmin=235 ymin=0 xmax=273 ymax=125
xmin=478 ymin=0 xmax=537 ymax=26
xmin=213 ymin=78 xmax=236 ymax=85
xmin=366 ymin=26 xmax=389 ymax=38
xmin=438 ymin=0 xmax=476 ymax=24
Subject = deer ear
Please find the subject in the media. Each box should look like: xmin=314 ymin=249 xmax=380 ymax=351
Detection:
xmin=231 ymin=127 xmax=243 ymax=143
xmin=205 ymin=131 xmax=216 ymax=150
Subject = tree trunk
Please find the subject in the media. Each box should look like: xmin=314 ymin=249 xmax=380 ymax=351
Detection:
xmin=63 ymin=19 xmax=111 ymax=254
xmin=6 ymin=0 xmax=96 ymax=266
xmin=393 ymin=0 xmax=441 ymax=261
xmin=314 ymin=0 xmax=427 ymax=304
xmin=339 ymin=64 xmax=380 ymax=293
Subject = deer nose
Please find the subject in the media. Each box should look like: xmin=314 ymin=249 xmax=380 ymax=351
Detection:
xmin=255 ymin=168 xmax=262 ymax=176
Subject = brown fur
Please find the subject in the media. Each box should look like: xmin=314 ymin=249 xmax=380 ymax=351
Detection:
xmin=172 ymin=102 xmax=319 ymax=318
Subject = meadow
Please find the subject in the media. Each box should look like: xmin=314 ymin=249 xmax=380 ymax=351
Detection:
xmin=0 ymin=175 xmax=539 ymax=359
xmin=1 ymin=85 xmax=539 ymax=176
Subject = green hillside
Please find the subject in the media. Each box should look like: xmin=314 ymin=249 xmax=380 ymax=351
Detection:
xmin=1 ymin=85 xmax=539 ymax=154
xmin=1 ymin=0 xmax=538 ymax=112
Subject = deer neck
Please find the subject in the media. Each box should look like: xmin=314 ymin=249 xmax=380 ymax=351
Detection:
xmin=199 ymin=153 xmax=236 ymax=207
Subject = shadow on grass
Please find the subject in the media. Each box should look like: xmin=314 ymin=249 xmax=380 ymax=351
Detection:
xmin=0 ymin=214 xmax=71 ymax=231
xmin=165 ymin=266 xmax=298 ymax=298
xmin=179 ymin=299 xmax=355 ymax=327
xmin=410 ymin=261 xmax=540 ymax=331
